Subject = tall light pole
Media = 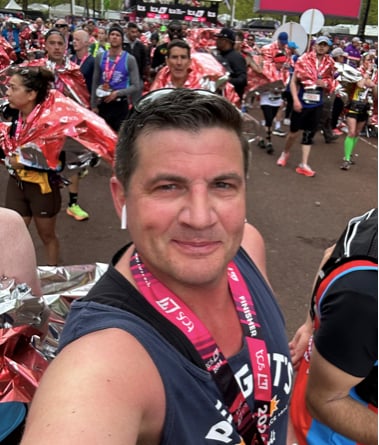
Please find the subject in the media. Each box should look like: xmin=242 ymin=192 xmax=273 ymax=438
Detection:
xmin=230 ymin=0 xmax=236 ymax=25
xmin=358 ymin=0 xmax=370 ymax=40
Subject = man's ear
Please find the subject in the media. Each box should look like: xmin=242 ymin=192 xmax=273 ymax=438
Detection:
xmin=110 ymin=175 xmax=126 ymax=218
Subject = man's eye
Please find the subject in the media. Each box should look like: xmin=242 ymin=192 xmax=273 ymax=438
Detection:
xmin=157 ymin=183 xmax=178 ymax=191
xmin=215 ymin=181 xmax=232 ymax=189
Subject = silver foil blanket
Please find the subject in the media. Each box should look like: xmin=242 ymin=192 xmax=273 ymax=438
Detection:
xmin=0 ymin=263 xmax=107 ymax=403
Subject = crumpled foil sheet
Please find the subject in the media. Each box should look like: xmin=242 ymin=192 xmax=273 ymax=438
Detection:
xmin=0 ymin=263 xmax=108 ymax=403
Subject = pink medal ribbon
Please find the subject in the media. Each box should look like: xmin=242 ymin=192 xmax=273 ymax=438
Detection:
xmin=130 ymin=251 xmax=272 ymax=444
xmin=103 ymin=51 xmax=121 ymax=87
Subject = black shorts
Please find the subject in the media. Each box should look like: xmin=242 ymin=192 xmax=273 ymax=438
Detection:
xmin=290 ymin=105 xmax=323 ymax=133
xmin=98 ymin=98 xmax=129 ymax=132
xmin=5 ymin=175 xmax=62 ymax=218
xmin=346 ymin=111 xmax=369 ymax=123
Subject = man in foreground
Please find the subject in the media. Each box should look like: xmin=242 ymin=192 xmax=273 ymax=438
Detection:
xmin=21 ymin=89 xmax=292 ymax=445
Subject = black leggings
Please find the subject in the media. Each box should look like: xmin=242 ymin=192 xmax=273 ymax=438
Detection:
xmin=260 ymin=105 xmax=280 ymax=128
xmin=331 ymin=97 xmax=345 ymax=129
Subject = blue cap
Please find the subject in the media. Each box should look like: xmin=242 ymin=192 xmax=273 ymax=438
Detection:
xmin=288 ymin=41 xmax=298 ymax=49
xmin=278 ymin=31 xmax=288 ymax=44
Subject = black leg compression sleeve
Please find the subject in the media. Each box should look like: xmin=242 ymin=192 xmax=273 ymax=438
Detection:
xmin=301 ymin=129 xmax=315 ymax=145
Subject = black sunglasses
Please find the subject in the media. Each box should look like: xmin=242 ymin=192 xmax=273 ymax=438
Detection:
xmin=55 ymin=24 xmax=68 ymax=28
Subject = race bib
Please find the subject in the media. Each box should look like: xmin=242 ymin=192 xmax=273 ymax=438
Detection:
xmin=302 ymin=90 xmax=321 ymax=104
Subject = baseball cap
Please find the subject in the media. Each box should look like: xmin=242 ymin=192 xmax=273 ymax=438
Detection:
xmin=288 ymin=41 xmax=298 ymax=49
xmin=215 ymin=28 xmax=236 ymax=43
xmin=331 ymin=47 xmax=348 ymax=58
xmin=278 ymin=32 xmax=288 ymax=44
xmin=316 ymin=35 xmax=332 ymax=45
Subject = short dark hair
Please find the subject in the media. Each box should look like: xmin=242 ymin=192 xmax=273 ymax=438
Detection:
xmin=115 ymin=89 xmax=250 ymax=191
xmin=167 ymin=39 xmax=191 ymax=58
xmin=45 ymin=28 xmax=65 ymax=41
xmin=127 ymin=21 xmax=138 ymax=30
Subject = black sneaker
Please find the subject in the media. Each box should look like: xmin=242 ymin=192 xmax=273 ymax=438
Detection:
xmin=258 ymin=139 xmax=266 ymax=149
xmin=266 ymin=143 xmax=274 ymax=154
xmin=272 ymin=128 xmax=287 ymax=137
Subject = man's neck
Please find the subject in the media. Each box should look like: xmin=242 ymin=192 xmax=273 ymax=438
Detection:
xmin=109 ymin=46 xmax=122 ymax=57
xmin=76 ymin=48 xmax=88 ymax=59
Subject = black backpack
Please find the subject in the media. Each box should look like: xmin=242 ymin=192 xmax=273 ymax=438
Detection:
xmin=310 ymin=208 xmax=378 ymax=407
xmin=311 ymin=207 xmax=378 ymax=321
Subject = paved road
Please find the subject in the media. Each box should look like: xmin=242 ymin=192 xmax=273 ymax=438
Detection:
xmin=0 ymin=124 xmax=377 ymax=338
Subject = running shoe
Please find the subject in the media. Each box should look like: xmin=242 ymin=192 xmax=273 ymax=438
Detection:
xmin=66 ymin=204 xmax=89 ymax=221
xmin=295 ymin=164 xmax=316 ymax=177
xmin=272 ymin=128 xmax=287 ymax=137
xmin=333 ymin=128 xmax=343 ymax=136
xmin=258 ymin=139 xmax=266 ymax=149
xmin=340 ymin=160 xmax=351 ymax=170
xmin=266 ymin=142 xmax=274 ymax=154
xmin=276 ymin=152 xmax=289 ymax=167
xmin=78 ymin=168 xmax=89 ymax=179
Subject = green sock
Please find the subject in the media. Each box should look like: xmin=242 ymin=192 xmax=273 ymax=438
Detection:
xmin=344 ymin=136 xmax=355 ymax=161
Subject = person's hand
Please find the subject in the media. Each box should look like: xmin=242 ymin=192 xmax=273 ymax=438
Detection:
xmin=293 ymin=99 xmax=302 ymax=113
xmin=103 ymin=90 xmax=119 ymax=104
xmin=289 ymin=322 xmax=312 ymax=371
xmin=315 ymin=79 xmax=327 ymax=88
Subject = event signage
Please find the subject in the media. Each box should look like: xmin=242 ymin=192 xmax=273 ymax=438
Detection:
xmin=135 ymin=1 xmax=218 ymax=23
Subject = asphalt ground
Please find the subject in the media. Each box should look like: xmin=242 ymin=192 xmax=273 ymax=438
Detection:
xmin=0 ymin=116 xmax=377 ymax=338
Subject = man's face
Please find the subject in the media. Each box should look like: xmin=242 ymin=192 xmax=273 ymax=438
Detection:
xmin=35 ymin=18 xmax=43 ymax=29
xmin=45 ymin=34 xmax=66 ymax=63
xmin=168 ymin=26 xmax=182 ymax=40
xmin=127 ymin=27 xmax=139 ymax=42
xmin=73 ymin=32 xmax=88 ymax=53
xmin=114 ymin=127 xmax=246 ymax=291
xmin=216 ymin=37 xmax=230 ymax=51
xmin=166 ymin=46 xmax=191 ymax=82
xmin=109 ymin=31 xmax=123 ymax=48
xmin=87 ymin=22 xmax=95 ymax=33
xmin=315 ymin=42 xmax=330 ymax=55
xmin=247 ymin=36 xmax=255 ymax=46
xmin=55 ymin=21 xmax=68 ymax=35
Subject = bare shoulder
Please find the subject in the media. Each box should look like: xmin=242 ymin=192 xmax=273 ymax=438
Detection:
xmin=0 ymin=207 xmax=24 ymax=234
xmin=0 ymin=207 xmax=41 ymax=295
xmin=22 ymin=328 xmax=165 ymax=445
xmin=241 ymin=222 xmax=269 ymax=282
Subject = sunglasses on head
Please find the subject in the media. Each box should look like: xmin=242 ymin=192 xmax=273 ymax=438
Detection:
xmin=133 ymin=88 xmax=217 ymax=114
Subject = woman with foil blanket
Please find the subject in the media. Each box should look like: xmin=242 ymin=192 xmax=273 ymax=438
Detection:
xmin=0 ymin=66 xmax=63 ymax=267
xmin=0 ymin=66 xmax=117 ymax=266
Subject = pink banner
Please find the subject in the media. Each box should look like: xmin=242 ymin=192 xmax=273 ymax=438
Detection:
xmin=254 ymin=0 xmax=362 ymax=19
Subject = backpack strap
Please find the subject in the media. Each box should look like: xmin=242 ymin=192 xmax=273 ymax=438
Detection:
xmin=312 ymin=258 xmax=378 ymax=329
